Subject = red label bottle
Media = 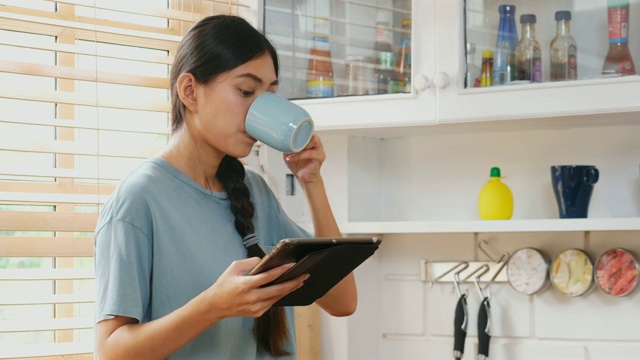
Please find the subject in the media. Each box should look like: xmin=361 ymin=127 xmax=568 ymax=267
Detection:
xmin=602 ymin=0 xmax=636 ymax=76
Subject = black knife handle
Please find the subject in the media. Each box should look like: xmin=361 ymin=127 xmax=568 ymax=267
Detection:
xmin=478 ymin=297 xmax=491 ymax=359
xmin=453 ymin=294 xmax=468 ymax=359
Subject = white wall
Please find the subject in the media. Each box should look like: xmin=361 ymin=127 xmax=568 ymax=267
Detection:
xmin=313 ymin=118 xmax=640 ymax=359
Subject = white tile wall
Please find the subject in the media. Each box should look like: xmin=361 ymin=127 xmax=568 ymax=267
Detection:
xmin=320 ymin=231 xmax=640 ymax=359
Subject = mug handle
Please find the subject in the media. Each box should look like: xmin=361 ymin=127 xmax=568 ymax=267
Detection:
xmin=584 ymin=168 xmax=599 ymax=185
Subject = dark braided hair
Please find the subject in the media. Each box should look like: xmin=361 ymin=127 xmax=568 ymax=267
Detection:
xmin=169 ymin=15 xmax=290 ymax=357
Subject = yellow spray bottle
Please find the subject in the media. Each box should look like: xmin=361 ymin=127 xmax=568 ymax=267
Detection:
xmin=478 ymin=167 xmax=514 ymax=220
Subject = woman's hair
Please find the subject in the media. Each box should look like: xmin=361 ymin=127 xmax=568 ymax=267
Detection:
xmin=169 ymin=15 xmax=289 ymax=356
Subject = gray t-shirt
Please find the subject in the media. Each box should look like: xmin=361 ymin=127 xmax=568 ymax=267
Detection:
xmin=94 ymin=157 xmax=311 ymax=359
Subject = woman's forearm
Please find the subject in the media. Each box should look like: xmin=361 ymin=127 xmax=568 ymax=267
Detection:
xmin=300 ymin=176 xmax=358 ymax=316
xmin=97 ymin=292 xmax=220 ymax=360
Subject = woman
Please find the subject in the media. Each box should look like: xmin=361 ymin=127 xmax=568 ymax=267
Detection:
xmin=94 ymin=15 xmax=356 ymax=359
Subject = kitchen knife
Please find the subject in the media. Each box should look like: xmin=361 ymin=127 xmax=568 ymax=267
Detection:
xmin=477 ymin=297 xmax=491 ymax=360
xmin=453 ymin=293 xmax=468 ymax=360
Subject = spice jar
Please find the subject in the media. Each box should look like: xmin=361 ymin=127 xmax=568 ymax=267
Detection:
xmin=507 ymin=247 xmax=550 ymax=295
xmin=550 ymin=248 xmax=594 ymax=296
xmin=594 ymin=248 xmax=639 ymax=297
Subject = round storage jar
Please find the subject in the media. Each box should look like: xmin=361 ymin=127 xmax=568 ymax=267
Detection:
xmin=549 ymin=248 xmax=594 ymax=296
xmin=594 ymin=248 xmax=639 ymax=297
xmin=507 ymin=247 xmax=550 ymax=295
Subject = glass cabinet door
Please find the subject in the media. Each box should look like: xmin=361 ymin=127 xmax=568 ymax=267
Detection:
xmin=465 ymin=0 xmax=639 ymax=87
xmin=264 ymin=0 xmax=412 ymax=99
xmin=436 ymin=0 xmax=640 ymax=123
xmin=262 ymin=0 xmax=437 ymax=130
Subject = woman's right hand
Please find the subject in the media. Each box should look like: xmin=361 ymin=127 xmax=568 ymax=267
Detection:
xmin=204 ymin=257 xmax=307 ymax=319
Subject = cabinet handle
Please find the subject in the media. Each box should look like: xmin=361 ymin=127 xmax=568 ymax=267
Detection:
xmin=433 ymin=72 xmax=450 ymax=89
xmin=412 ymin=74 xmax=430 ymax=92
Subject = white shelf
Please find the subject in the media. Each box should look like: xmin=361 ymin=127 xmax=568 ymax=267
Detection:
xmin=329 ymin=218 xmax=640 ymax=234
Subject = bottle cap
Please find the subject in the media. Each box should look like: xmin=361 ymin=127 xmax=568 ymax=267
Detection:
xmin=482 ymin=48 xmax=493 ymax=59
xmin=498 ymin=4 xmax=516 ymax=15
xmin=520 ymin=14 xmax=536 ymax=24
xmin=401 ymin=18 xmax=412 ymax=28
xmin=555 ymin=10 xmax=571 ymax=21
xmin=490 ymin=167 xmax=502 ymax=177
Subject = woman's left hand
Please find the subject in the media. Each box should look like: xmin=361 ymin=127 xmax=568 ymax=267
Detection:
xmin=283 ymin=134 xmax=325 ymax=185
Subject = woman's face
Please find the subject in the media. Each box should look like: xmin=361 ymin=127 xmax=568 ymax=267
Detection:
xmin=190 ymin=53 xmax=278 ymax=159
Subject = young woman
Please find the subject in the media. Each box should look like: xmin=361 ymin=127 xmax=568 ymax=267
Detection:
xmin=94 ymin=15 xmax=356 ymax=359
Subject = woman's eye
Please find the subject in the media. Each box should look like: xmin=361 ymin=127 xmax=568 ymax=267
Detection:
xmin=239 ymin=89 xmax=254 ymax=97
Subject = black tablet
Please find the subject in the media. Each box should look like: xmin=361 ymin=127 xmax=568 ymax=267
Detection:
xmin=246 ymin=236 xmax=382 ymax=306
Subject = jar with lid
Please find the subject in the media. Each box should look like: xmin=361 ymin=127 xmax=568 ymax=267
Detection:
xmin=344 ymin=55 xmax=375 ymax=95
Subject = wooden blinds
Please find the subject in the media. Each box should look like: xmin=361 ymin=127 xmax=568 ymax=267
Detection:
xmin=0 ymin=1 xmax=252 ymax=358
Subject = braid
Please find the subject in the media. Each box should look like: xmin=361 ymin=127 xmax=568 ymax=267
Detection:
xmin=216 ymin=155 xmax=291 ymax=356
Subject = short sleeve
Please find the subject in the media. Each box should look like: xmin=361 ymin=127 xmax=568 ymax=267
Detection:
xmin=94 ymin=218 xmax=153 ymax=324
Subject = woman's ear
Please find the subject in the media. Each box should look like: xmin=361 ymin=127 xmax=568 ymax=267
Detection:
xmin=176 ymin=73 xmax=198 ymax=113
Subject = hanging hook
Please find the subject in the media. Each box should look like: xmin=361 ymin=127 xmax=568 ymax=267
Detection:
xmin=478 ymin=239 xmax=500 ymax=262
xmin=429 ymin=261 xmax=469 ymax=288
xmin=473 ymin=265 xmax=491 ymax=300
xmin=453 ymin=262 xmax=469 ymax=298
xmin=483 ymin=251 xmax=511 ymax=291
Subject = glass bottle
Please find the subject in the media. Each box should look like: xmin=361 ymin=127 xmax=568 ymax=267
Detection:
xmin=466 ymin=42 xmax=481 ymax=88
xmin=494 ymin=4 xmax=518 ymax=85
xmin=374 ymin=9 xmax=393 ymax=54
xmin=396 ymin=18 xmax=412 ymax=93
xmin=515 ymin=14 xmax=542 ymax=82
xmin=550 ymin=11 xmax=578 ymax=81
xmin=377 ymin=51 xmax=399 ymax=94
xmin=481 ymin=49 xmax=494 ymax=87
xmin=602 ymin=0 xmax=636 ymax=76
xmin=306 ymin=18 xmax=334 ymax=98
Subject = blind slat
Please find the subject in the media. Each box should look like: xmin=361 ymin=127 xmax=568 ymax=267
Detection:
xmin=0 ymin=87 xmax=170 ymax=112
xmin=0 ymin=268 xmax=94 ymax=281
xmin=0 ymin=342 xmax=93 ymax=359
xmin=0 ymin=138 xmax=159 ymax=159
xmin=0 ymin=165 xmax=120 ymax=180
xmin=0 ymin=35 xmax=173 ymax=64
xmin=0 ymin=59 xmax=169 ymax=89
xmin=0 ymin=192 xmax=108 ymax=205
xmin=0 ymin=211 xmax=97 ymax=232
xmin=0 ymin=236 xmax=94 ymax=257
xmin=0 ymin=292 xmax=95 ymax=305
xmin=0 ymin=316 xmax=93 ymax=332
xmin=0 ymin=116 xmax=170 ymax=135
xmin=0 ymin=7 xmax=183 ymax=42
xmin=46 ymin=0 xmax=207 ymax=22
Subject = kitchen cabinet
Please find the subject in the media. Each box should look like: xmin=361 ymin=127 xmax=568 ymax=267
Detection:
xmin=263 ymin=0 xmax=438 ymax=129
xmin=263 ymin=0 xmax=640 ymax=129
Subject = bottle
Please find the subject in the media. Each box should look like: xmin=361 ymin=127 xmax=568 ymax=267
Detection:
xmin=550 ymin=11 xmax=578 ymax=81
xmin=396 ymin=18 xmax=412 ymax=93
xmin=377 ymin=51 xmax=400 ymax=94
xmin=374 ymin=9 xmax=393 ymax=53
xmin=515 ymin=14 xmax=542 ymax=82
xmin=478 ymin=167 xmax=514 ymax=220
xmin=466 ymin=42 xmax=481 ymax=88
xmin=307 ymin=18 xmax=334 ymax=98
xmin=494 ymin=4 xmax=518 ymax=85
xmin=602 ymin=0 xmax=636 ymax=76
xmin=480 ymin=49 xmax=494 ymax=87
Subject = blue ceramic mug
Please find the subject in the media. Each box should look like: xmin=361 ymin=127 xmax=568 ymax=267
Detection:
xmin=245 ymin=92 xmax=314 ymax=153
xmin=550 ymin=165 xmax=599 ymax=218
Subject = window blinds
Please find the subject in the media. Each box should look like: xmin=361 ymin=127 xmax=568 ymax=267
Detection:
xmin=0 ymin=1 xmax=252 ymax=358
